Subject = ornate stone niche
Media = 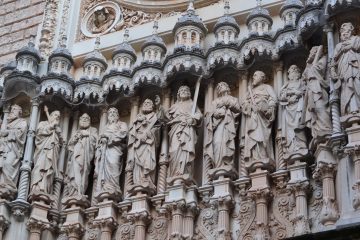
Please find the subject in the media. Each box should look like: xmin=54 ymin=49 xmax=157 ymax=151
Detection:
xmin=81 ymin=1 xmax=123 ymax=37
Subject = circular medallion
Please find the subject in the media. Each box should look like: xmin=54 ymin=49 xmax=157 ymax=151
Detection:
xmin=81 ymin=1 xmax=122 ymax=37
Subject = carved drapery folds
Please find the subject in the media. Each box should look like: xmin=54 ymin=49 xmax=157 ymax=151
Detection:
xmin=3 ymin=1 xmax=360 ymax=239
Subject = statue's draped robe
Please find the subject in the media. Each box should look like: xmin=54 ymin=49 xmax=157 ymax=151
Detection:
xmin=65 ymin=127 xmax=97 ymax=197
xmin=0 ymin=118 xmax=27 ymax=188
xmin=303 ymin=55 xmax=332 ymax=138
xmin=128 ymin=112 xmax=160 ymax=188
xmin=333 ymin=35 xmax=360 ymax=114
xmin=167 ymin=100 xmax=202 ymax=177
xmin=31 ymin=121 xmax=61 ymax=194
xmin=279 ymin=80 xmax=307 ymax=154
xmin=95 ymin=121 xmax=127 ymax=195
xmin=243 ymin=84 xmax=277 ymax=164
xmin=204 ymin=95 xmax=240 ymax=169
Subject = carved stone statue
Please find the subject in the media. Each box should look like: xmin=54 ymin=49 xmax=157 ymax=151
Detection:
xmin=331 ymin=22 xmax=360 ymax=115
xmin=166 ymin=85 xmax=202 ymax=183
xmin=204 ymin=82 xmax=240 ymax=178
xmin=128 ymin=99 xmax=160 ymax=194
xmin=279 ymin=65 xmax=308 ymax=159
xmin=0 ymin=104 xmax=27 ymax=199
xmin=64 ymin=113 xmax=98 ymax=199
xmin=91 ymin=6 xmax=115 ymax=34
xmin=303 ymin=46 xmax=332 ymax=140
xmin=243 ymin=71 xmax=277 ymax=171
xmin=94 ymin=107 xmax=127 ymax=201
xmin=31 ymin=107 xmax=62 ymax=195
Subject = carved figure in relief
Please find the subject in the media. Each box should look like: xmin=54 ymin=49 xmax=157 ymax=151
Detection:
xmin=166 ymin=85 xmax=202 ymax=180
xmin=128 ymin=99 xmax=160 ymax=192
xmin=303 ymin=46 xmax=332 ymax=140
xmin=331 ymin=22 xmax=360 ymax=115
xmin=91 ymin=6 xmax=115 ymax=34
xmin=64 ymin=113 xmax=98 ymax=198
xmin=31 ymin=106 xmax=62 ymax=194
xmin=205 ymin=82 xmax=240 ymax=175
xmin=279 ymin=65 xmax=308 ymax=157
xmin=243 ymin=71 xmax=277 ymax=170
xmin=0 ymin=105 xmax=27 ymax=197
xmin=94 ymin=107 xmax=127 ymax=200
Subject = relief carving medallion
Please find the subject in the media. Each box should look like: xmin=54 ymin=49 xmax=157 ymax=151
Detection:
xmin=81 ymin=1 xmax=123 ymax=37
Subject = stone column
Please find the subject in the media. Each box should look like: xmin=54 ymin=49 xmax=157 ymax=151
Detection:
xmin=63 ymin=224 xmax=84 ymax=240
xmin=183 ymin=204 xmax=197 ymax=239
xmin=349 ymin=147 xmax=360 ymax=209
xmin=287 ymin=161 xmax=310 ymax=235
xmin=96 ymin=218 xmax=117 ymax=240
xmin=124 ymin=97 xmax=140 ymax=198
xmin=0 ymin=214 xmax=9 ymax=240
xmin=11 ymin=98 xmax=40 ymax=217
xmin=130 ymin=212 xmax=149 ymax=240
xmin=27 ymin=219 xmax=48 ymax=240
xmin=274 ymin=62 xmax=286 ymax=171
xmin=217 ymin=197 xmax=233 ymax=240
xmin=313 ymin=144 xmax=339 ymax=226
xmin=0 ymin=103 xmax=10 ymax=131
xmin=99 ymin=108 xmax=107 ymax=135
xmin=53 ymin=108 xmax=71 ymax=209
xmin=169 ymin=201 xmax=185 ymax=240
xmin=324 ymin=23 xmax=342 ymax=135
xmin=203 ymin=79 xmax=214 ymax=185
xmin=157 ymin=89 xmax=171 ymax=194
xmin=238 ymin=71 xmax=248 ymax=178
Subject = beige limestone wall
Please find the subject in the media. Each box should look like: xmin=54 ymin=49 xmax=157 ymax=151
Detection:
xmin=0 ymin=0 xmax=46 ymax=66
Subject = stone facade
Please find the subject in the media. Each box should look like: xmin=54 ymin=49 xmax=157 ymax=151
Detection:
xmin=0 ymin=0 xmax=46 ymax=66
xmin=0 ymin=0 xmax=360 ymax=240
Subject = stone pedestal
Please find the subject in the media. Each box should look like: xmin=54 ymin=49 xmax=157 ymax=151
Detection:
xmin=27 ymin=201 xmax=51 ymax=240
xmin=313 ymin=144 xmax=339 ymax=226
xmin=0 ymin=201 xmax=10 ymax=240
xmin=128 ymin=192 xmax=151 ymax=240
xmin=93 ymin=200 xmax=118 ymax=240
xmin=342 ymin=113 xmax=360 ymax=210
xmin=248 ymin=169 xmax=270 ymax=240
xmin=287 ymin=161 xmax=310 ymax=236
xmin=165 ymin=182 xmax=198 ymax=239
xmin=62 ymin=206 xmax=86 ymax=240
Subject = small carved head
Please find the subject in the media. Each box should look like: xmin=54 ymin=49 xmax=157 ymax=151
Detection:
xmin=252 ymin=71 xmax=266 ymax=86
xmin=142 ymin=99 xmax=154 ymax=114
xmin=340 ymin=22 xmax=355 ymax=41
xmin=93 ymin=6 xmax=109 ymax=27
xmin=8 ymin=104 xmax=23 ymax=120
xmin=216 ymin=82 xmax=231 ymax=96
xmin=154 ymin=95 xmax=161 ymax=106
xmin=49 ymin=110 xmax=61 ymax=124
xmin=177 ymin=85 xmax=191 ymax=101
xmin=107 ymin=107 xmax=119 ymax=123
xmin=288 ymin=65 xmax=301 ymax=82
xmin=307 ymin=46 xmax=322 ymax=62
xmin=79 ymin=113 xmax=91 ymax=129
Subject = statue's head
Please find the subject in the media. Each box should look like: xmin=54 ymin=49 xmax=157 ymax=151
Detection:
xmin=142 ymin=99 xmax=154 ymax=114
xmin=107 ymin=107 xmax=119 ymax=123
xmin=216 ymin=82 xmax=231 ymax=97
xmin=8 ymin=104 xmax=22 ymax=121
xmin=340 ymin=22 xmax=354 ymax=41
xmin=177 ymin=85 xmax=191 ymax=101
xmin=307 ymin=46 xmax=322 ymax=62
xmin=154 ymin=95 xmax=161 ymax=106
xmin=94 ymin=6 xmax=109 ymax=27
xmin=252 ymin=71 xmax=266 ymax=86
xmin=288 ymin=65 xmax=301 ymax=82
xmin=79 ymin=113 xmax=91 ymax=129
xmin=49 ymin=110 xmax=61 ymax=124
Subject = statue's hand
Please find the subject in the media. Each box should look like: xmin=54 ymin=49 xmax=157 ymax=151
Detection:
xmin=0 ymin=131 xmax=8 ymax=137
xmin=100 ymin=137 xmax=108 ymax=144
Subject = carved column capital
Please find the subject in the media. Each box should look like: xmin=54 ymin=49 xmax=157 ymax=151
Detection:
xmin=27 ymin=218 xmax=49 ymax=238
xmin=274 ymin=61 xmax=284 ymax=73
xmin=127 ymin=211 xmax=151 ymax=225
xmin=313 ymin=162 xmax=337 ymax=180
xmin=249 ymin=188 xmax=271 ymax=204
xmin=0 ymin=216 xmax=9 ymax=233
xmin=323 ymin=22 xmax=334 ymax=33
xmin=61 ymin=223 xmax=85 ymax=240
xmin=93 ymin=217 xmax=118 ymax=233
